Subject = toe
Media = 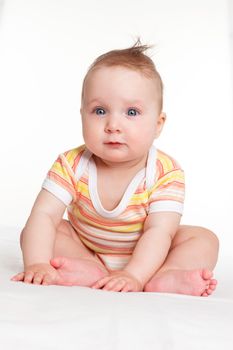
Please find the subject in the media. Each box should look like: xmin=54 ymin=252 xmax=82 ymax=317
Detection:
xmin=202 ymin=282 xmax=217 ymax=296
xmin=201 ymin=286 xmax=212 ymax=296
xmin=42 ymin=274 xmax=53 ymax=285
xmin=11 ymin=272 xmax=25 ymax=281
xmin=206 ymin=288 xmax=213 ymax=295
xmin=202 ymin=269 xmax=213 ymax=280
xmin=209 ymin=283 xmax=217 ymax=291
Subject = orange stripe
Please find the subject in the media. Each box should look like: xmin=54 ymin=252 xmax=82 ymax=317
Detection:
xmin=156 ymin=159 xmax=165 ymax=177
xmin=73 ymin=206 xmax=142 ymax=228
xmin=155 ymin=181 xmax=185 ymax=191
xmin=79 ymin=236 xmax=135 ymax=253
xmin=150 ymin=197 xmax=184 ymax=203
xmin=48 ymin=172 xmax=75 ymax=197
xmin=73 ymin=148 xmax=85 ymax=170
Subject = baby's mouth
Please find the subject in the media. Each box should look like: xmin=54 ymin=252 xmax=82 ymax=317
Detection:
xmin=104 ymin=140 xmax=123 ymax=144
xmin=104 ymin=142 xmax=124 ymax=147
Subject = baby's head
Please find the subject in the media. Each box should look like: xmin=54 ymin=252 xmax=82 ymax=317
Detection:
xmin=80 ymin=40 xmax=166 ymax=164
xmin=81 ymin=39 xmax=163 ymax=113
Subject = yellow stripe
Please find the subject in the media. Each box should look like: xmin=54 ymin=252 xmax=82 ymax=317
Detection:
xmin=157 ymin=153 xmax=174 ymax=173
xmin=65 ymin=145 xmax=85 ymax=167
xmin=150 ymin=170 xmax=184 ymax=193
xmin=77 ymin=181 xmax=90 ymax=196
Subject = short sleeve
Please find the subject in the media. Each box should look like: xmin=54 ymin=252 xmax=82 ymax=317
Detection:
xmin=148 ymin=153 xmax=185 ymax=215
xmin=42 ymin=149 xmax=81 ymax=206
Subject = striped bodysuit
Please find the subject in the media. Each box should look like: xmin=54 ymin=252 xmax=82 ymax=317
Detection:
xmin=42 ymin=144 xmax=185 ymax=270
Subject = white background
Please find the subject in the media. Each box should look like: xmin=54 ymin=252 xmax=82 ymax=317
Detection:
xmin=0 ymin=0 xmax=232 ymax=262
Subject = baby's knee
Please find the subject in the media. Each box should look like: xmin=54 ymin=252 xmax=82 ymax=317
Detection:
xmin=201 ymin=228 xmax=219 ymax=251
xmin=181 ymin=225 xmax=219 ymax=250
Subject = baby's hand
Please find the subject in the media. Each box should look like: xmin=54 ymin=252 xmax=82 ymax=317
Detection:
xmin=11 ymin=263 xmax=59 ymax=285
xmin=92 ymin=270 xmax=143 ymax=292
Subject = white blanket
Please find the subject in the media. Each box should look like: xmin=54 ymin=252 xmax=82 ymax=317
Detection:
xmin=0 ymin=226 xmax=232 ymax=350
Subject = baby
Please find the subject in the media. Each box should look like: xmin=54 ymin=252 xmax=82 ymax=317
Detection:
xmin=12 ymin=40 xmax=219 ymax=296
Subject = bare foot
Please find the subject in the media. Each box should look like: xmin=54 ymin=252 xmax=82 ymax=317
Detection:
xmin=144 ymin=269 xmax=217 ymax=296
xmin=50 ymin=256 xmax=108 ymax=287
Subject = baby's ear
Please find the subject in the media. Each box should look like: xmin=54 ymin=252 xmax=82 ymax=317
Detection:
xmin=159 ymin=112 xmax=166 ymax=123
xmin=155 ymin=112 xmax=166 ymax=138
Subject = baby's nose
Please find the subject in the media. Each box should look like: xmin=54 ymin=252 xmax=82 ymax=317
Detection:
xmin=104 ymin=115 xmax=121 ymax=133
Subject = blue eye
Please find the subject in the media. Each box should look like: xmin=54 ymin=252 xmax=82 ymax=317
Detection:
xmin=95 ymin=108 xmax=105 ymax=116
xmin=127 ymin=108 xmax=138 ymax=117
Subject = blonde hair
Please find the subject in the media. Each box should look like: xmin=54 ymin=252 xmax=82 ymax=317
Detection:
xmin=81 ymin=39 xmax=163 ymax=111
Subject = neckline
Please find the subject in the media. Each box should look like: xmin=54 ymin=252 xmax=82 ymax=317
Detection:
xmin=88 ymin=145 xmax=156 ymax=218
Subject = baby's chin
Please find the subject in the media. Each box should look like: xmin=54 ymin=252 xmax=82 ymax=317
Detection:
xmin=96 ymin=153 xmax=149 ymax=171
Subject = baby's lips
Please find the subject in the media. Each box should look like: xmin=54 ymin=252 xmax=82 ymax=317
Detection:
xmin=104 ymin=141 xmax=124 ymax=144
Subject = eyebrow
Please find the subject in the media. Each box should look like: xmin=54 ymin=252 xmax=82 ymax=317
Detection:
xmin=87 ymin=99 xmax=104 ymax=105
xmin=87 ymin=98 xmax=144 ymax=106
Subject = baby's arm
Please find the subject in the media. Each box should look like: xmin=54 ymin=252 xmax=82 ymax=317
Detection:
xmin=11 ymin=189 xmax=66 ymax=284
xmin=124 ymin=212 xmax=181 ymax=286
xmin=92 ymin=212 xmax=181 ymax=291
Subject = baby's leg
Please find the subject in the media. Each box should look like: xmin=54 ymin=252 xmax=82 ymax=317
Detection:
xmin=48 ymin=220 xmax=108 ymax=286
xmin=144 ymin=225 xmax=219 ymax=296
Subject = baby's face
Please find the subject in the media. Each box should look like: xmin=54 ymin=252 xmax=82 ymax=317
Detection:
xmin=80 ymin=66 xmax=165 ymax=166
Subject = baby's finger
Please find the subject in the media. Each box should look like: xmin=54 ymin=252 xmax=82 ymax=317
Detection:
xmin=121 ymin=283 xmax=132 ymax=293
xmin=11 ymin=272 xmax=25 ymax=282
xmin=102 ymin=278 xmax=129 ymax=291
xmin=92 ymin=276 xmax=113 ymax=289
xmin=24 ymin=271 xmax=34 ymax=284
xmin=111 ymin=279 xmax=127 ymax=292
xmin=102 ymin=278 xmax=122 ymax=291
